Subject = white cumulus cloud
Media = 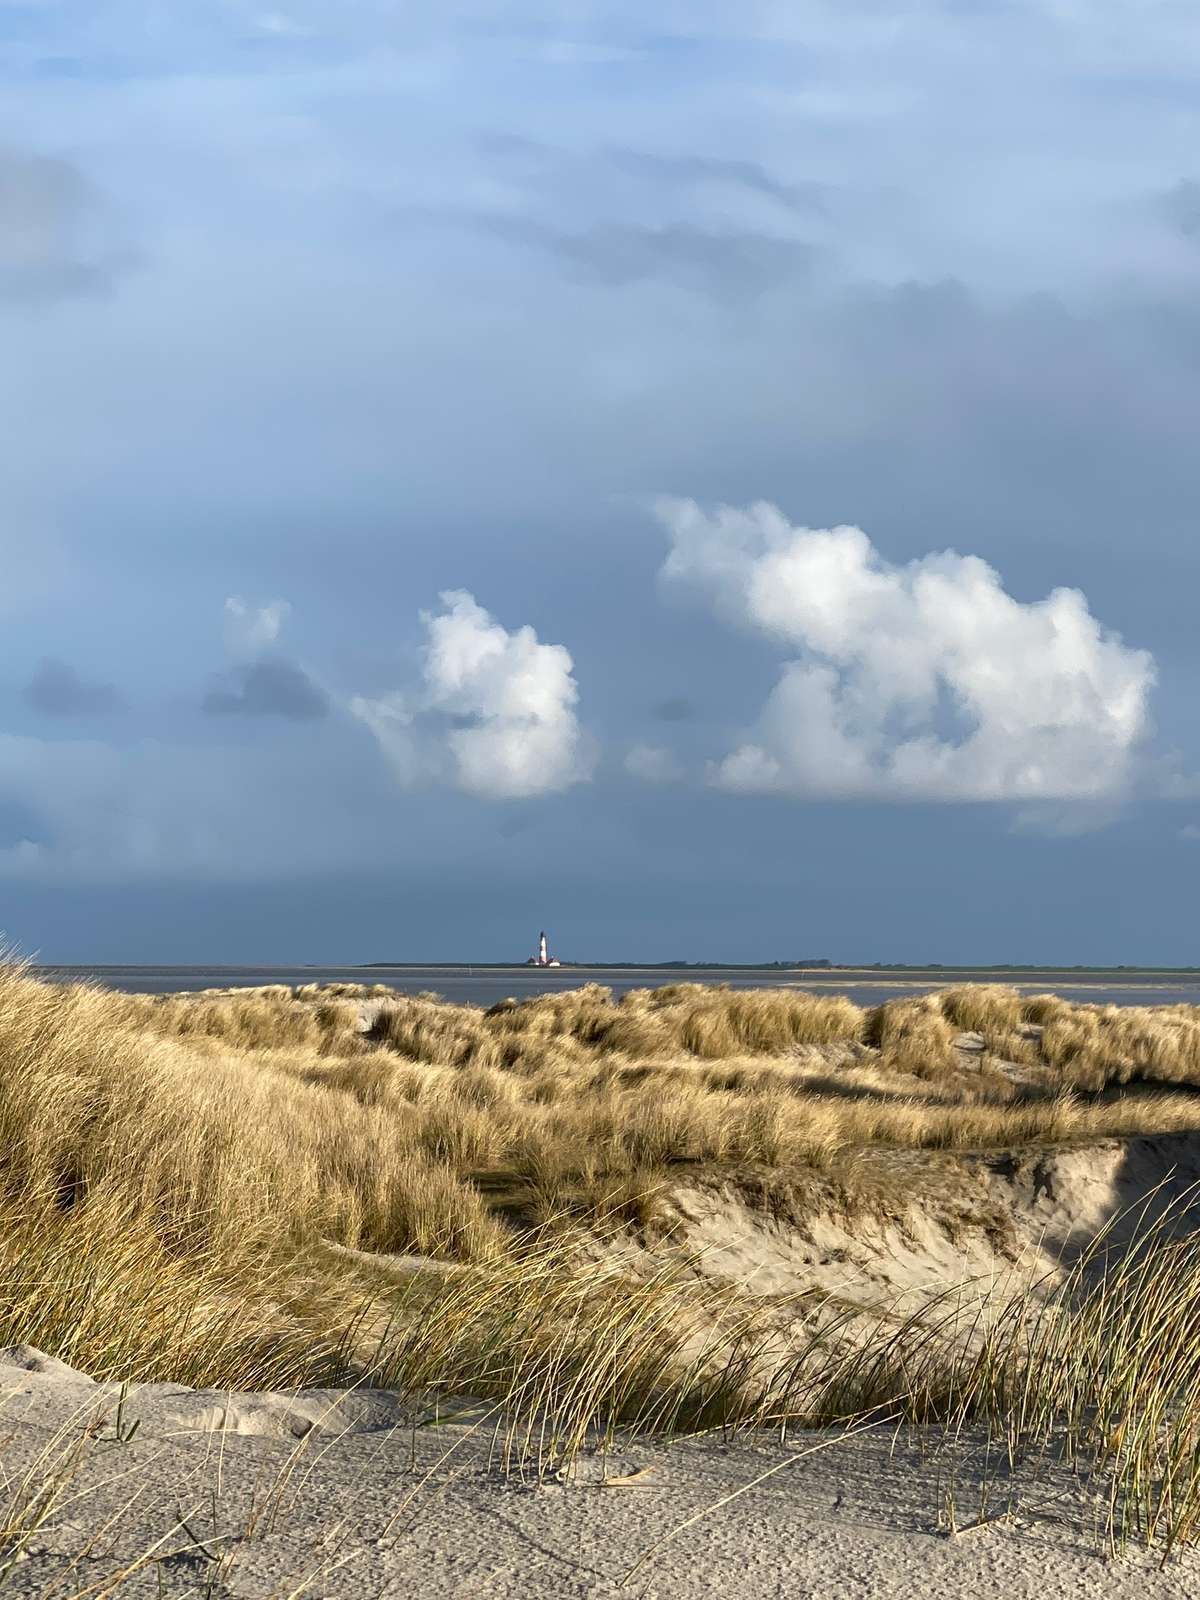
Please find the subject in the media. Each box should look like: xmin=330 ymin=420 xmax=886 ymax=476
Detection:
xmin=352 ymin=590 xmax=591 ymax=799
xmin=656 ymin=498 xmax=1155 ymax=804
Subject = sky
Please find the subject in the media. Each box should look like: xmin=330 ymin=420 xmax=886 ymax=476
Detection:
xmin=2 ymin=1 xmax=1200 ymax=965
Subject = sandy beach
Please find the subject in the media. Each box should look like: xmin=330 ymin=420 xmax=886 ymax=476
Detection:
xmin=3 ymin=1347 xmax=1197 ymax=1599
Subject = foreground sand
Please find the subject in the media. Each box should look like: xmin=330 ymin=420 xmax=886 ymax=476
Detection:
xmin=2 ymin=1350 xmax=1196 ymax=1599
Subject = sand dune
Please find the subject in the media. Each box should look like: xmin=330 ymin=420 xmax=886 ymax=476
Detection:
xmin=4 ymin=973 xmax=1200 ymax=1590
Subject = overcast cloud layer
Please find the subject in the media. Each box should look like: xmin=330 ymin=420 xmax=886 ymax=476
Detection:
xmin=2 ymin=3 xmax=1200 ymax=962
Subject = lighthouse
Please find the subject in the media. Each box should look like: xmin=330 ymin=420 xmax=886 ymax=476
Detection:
xmin=527 ymin=929 xmax=562 ymax=967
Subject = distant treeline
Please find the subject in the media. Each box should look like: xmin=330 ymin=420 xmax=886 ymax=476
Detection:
xmin=365 ymin=959 xmax=836 ymax=970
xmin=579 ymin=959 xmax=834 ymax=970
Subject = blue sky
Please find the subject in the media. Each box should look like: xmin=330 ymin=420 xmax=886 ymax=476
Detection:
xmin=3 ymin=1 xmax=1200 ymax=964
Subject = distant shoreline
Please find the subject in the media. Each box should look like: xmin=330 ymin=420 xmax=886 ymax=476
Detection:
xmin=31 ymin=962 xmax=1200 ymax=977
xmin=358 ymin=962 xmax=1200 ymax=977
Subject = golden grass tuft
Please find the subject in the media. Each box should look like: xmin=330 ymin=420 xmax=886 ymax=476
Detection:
xmin=1039 ymin=1003 xmax=1200 ymax=1092
xmin=370 ymin=983 xmax=865 ymax=1066
xmin=938 ymin=983 xmax=1023 ymax=1034
xmin=864 ymin=995 xmax=957 ymax=1078
xmin=0 ymin=1191 xmax=353 ymax=1388
xmin=0 ymin=967 xmax=506 ymax=1267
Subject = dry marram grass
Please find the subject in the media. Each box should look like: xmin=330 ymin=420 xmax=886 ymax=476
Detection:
xmin=6 ymin=969 xmax=1200 ymax=1275
xmin=3 ymin=967 xmax=1200 ymax=1554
